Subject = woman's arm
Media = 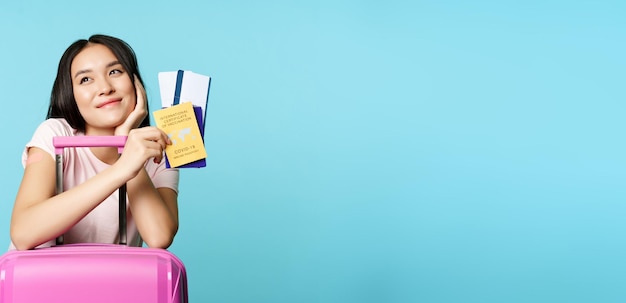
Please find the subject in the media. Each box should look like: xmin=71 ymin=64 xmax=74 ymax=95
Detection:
xmin=126 ymin=168 xmax=179 ymax=249
xmin=11 ymin=127 xmax=172 ymax=250
xmin=115 ymin=75 xmax=179 ymax=248
xmin=10 ymin=147 xmax=129 ymax=250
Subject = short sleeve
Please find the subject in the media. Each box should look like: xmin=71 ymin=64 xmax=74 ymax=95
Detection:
xmin=21 ymin=119 xmax=75 ymax=167
xmin=146 ymin=158 xmax=180 ymax=194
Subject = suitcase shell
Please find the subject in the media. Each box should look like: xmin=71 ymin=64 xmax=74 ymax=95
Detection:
xmin=0 ymin=136 xmax=188 ymax=303
xmin=0 ymin=244 xmax=187 ymax=303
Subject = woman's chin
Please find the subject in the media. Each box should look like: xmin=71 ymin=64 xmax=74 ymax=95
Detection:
xmin=84 ymin=121 xmax=126 ymax=134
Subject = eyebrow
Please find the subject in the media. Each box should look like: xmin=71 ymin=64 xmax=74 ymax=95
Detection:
xmin=73 ymin=61 xmax=123 ymax=79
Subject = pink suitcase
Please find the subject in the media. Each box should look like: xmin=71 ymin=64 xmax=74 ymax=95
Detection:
xmin=0 ymin=136 xmax=188 ymax=303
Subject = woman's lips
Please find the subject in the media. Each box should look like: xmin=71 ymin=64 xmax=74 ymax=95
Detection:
xmin=97 ymin=99 xmax=122 ymax=108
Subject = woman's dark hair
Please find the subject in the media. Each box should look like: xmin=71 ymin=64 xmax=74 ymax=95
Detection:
xmin=47 ymin=34 xmax=150 ymax=132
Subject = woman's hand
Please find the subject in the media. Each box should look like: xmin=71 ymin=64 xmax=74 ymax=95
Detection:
xmin=116 ymin=127 xmax=171 ymax=180
xmin=115 ymin=75 xmax=148 ymax=136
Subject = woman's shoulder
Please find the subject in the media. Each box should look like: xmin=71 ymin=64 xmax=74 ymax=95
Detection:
xmin=23 ymin=119 xmax=77 ymax=163
xmin=33 ymin=118 xmax=77 ymax=137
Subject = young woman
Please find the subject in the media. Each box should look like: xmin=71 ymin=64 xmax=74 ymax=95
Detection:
xmin=9 ymin=34 xmax=179 ymax=250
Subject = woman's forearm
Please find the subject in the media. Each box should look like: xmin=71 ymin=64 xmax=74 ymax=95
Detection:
xmin=126 ymin=168 xmax=178 ymax=248
xmin=11 ymin=164 xmax=128 ymax=250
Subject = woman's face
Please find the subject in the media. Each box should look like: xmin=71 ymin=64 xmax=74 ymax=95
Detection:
xmin=70 ymin=43 xmax=135 ymax=135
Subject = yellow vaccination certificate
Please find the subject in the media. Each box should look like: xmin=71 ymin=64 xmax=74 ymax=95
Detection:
xmin=153 ymin=102 xmax=207 ymax=168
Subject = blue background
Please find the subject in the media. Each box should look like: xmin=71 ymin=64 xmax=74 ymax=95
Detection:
xmin=1 ymin=1 xmax=625 ymax=302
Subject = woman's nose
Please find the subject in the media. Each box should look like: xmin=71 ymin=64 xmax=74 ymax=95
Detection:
xmin=98 ymin=79 xmax=115 ymax=95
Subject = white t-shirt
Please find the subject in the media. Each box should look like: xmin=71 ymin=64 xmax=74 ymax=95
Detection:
xmin=8 ymin=119 xmax=179 ymax=249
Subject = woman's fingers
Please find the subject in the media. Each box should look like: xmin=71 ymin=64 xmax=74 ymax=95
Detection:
xmin=134 ymin=75 xmax=147 ymax=110
xmin=127 ymin=127 xmax=171 ymax=161
xmin=114 ymin=76 xmax=148 ymax=136
xmin=116 ymin=127 xmax=170 ymax=179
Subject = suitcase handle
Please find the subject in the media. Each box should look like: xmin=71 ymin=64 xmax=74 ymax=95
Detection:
xmin=53 ymin=136 xmax=129 ymax=246
xmin=53 ymin=136 xmax=127 ymax=154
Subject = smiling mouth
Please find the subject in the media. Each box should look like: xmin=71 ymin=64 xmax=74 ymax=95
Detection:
xmin=98 ymin=100 xmax=122 ymax=108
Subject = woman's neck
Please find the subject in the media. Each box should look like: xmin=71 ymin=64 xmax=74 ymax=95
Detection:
xmin=90 ymin=147 xmax=120 ymax=165
xmin=84 ymin=126 xmax=115 ymax=137
xmin=84 ymin=127 xmax=120 ymax=165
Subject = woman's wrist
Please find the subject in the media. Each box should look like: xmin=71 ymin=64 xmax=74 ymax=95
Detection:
xmin=109 ymin=159 xmax=138 ymax=185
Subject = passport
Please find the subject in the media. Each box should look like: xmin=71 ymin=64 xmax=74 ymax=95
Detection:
xmin=158 ymin=70 xmax=211 ymax=168
xmin=153 ymin=102 xmax=207 ymax=168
